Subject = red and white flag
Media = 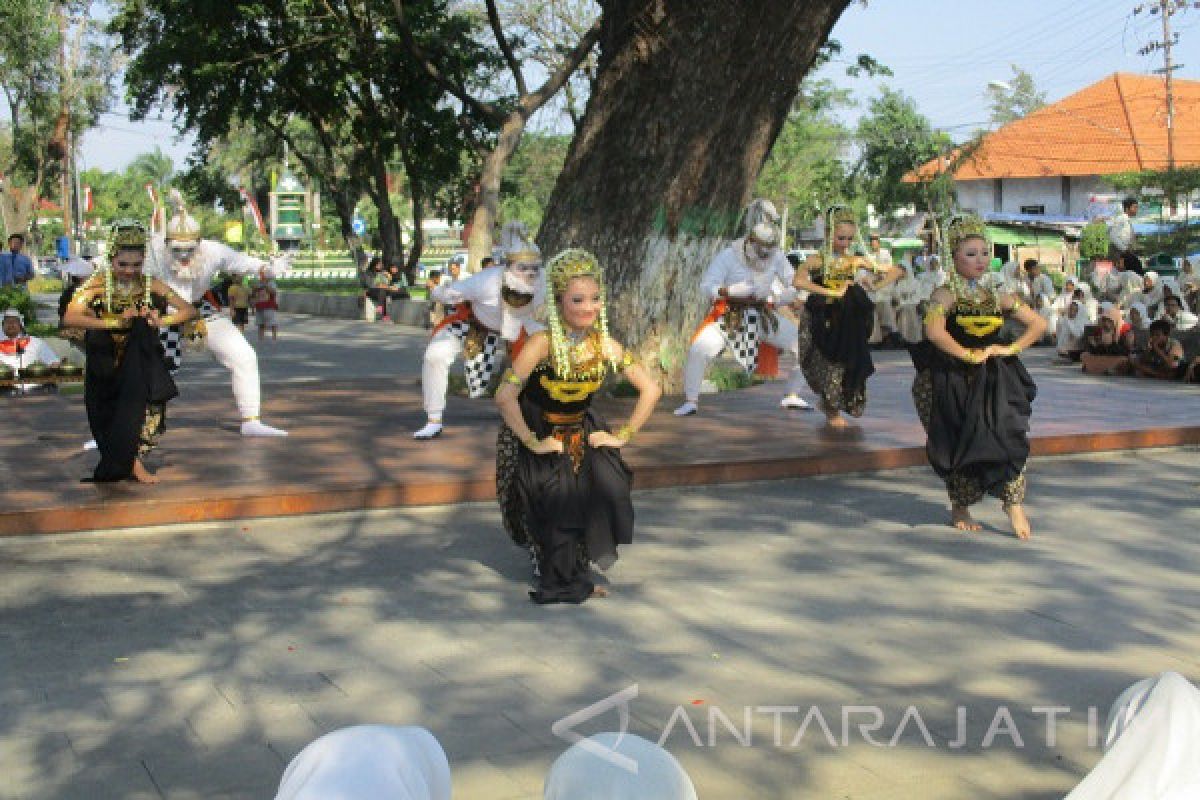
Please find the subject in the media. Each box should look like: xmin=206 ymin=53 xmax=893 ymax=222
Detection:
xmin=240 ymin=188 xmax=268 ymax=237
xmin=83 ymin=185 xmax=93 ymax=213
xmin=145 ymin=183 xmax=162 ymax=231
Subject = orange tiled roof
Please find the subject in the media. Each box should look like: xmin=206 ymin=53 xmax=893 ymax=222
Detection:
xmin=908 ymin=72 xmax=1200 ymax=181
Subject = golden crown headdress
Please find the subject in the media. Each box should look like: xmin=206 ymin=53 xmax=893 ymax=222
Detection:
xmin=945 ymin=213 xmax=988 ymax=254
xmin=108 ymin=219 xmax=148 ymax=252
xmin=826 ymin=204 xmax=858 ymax=228
xmin=546 ymin=248 xmax=604 ymax=295
xmin=543 ymin=248 xmax=616 ymax=380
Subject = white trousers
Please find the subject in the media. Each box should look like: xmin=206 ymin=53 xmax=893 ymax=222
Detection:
xmin=203 ymin=317 xmax=261 ymax=420
xmin=421 ymin=327 xmax=463 ymax=418
xmin=683 ymin=316 xmax=804 ymax=403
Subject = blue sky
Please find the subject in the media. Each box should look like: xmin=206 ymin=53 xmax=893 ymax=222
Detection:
xmin=79 ymin=0 xmax=1199 ymax=172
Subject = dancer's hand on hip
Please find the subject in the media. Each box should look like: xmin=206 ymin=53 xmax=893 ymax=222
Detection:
xmin=588 ymin=431 xmax=625 ymax=449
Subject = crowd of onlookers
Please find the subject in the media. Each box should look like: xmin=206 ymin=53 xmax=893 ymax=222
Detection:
xmin=853 ymin=237 xmax=1199 ymax=385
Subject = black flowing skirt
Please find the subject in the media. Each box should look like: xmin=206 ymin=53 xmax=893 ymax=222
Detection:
xmin=911 ymin=342 xmax=1037 ymax=495
xmin=85 ymin=318 xmax=178 ymax=482
xmin=805 ymin=284 xmax=876 ymax=404
xmin=508 ymin=398 xmax=634 ymax=605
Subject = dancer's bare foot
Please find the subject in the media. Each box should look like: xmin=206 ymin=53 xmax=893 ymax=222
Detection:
xmin=951 ymin=504 xmax=981 ymax=532
xmin=590 ymin=586 xmax=610 ymax=598
xmin=826 ymin=411 xmax=848 ymax=429
xmin=131 ymin=459 xmax=160 ymax=484
xmin=1005 ymin=504 xmax=1032 ymax=540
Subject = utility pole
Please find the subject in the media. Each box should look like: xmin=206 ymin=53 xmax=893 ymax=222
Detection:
xmin=1135 ymin=0 xmax=1193 ymax=214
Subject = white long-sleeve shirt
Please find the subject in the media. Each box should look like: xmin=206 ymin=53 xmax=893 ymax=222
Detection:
xmin=1108 ymin=212 xmax=1134 ymax=252
xmin=700 ymin=240 xmax=796 ymax=305
xmin=431 ymin=265 xmax=544 ymax=341
xmin=149 ymin=238 xmax=278 ymax=304
xmin=0 ymin=334 xmax=59 ymax=371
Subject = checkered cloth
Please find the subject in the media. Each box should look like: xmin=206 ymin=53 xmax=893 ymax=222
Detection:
xmin=159 ymin=299 xmax=219 ymax=373
xmin=448 ymin=320 xmax=502 ymax=398
xmin=718 ymin=306 xmax=761 ymax=373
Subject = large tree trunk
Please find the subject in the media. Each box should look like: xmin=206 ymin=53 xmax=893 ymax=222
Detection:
xmin=401 ymin=148 xmax=424 ymax=281
xmin=327 ymin=186 xmax=364 ymax=261
xmin=466 ymin=114 xmax=528 ymax=270
xmin=367 ymin=160 xmax=404 ymax=265
xmin=0 ymin=185 xmax=39 ymax=240
xmin=538 ymin=0 xmax=851 ymax=388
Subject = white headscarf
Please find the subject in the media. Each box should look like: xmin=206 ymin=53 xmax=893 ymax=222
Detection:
xmin=1065 ymin=672 xmax=1200 ymax=800
xmin=543 ymin=733 xmax=698 ymax=800
xmin=274 ymin=725 xmax=450 ymax=800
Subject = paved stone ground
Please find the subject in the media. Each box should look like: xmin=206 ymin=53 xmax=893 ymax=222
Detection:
xmin=0 ymin=447 xmax=1197 ymax=799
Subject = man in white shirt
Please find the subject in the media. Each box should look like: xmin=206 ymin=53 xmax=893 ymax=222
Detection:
xmin=1108 ymin=197 xmax=1142 ymax=274
xmin=414 ymin=223 xmax=545 ymax=440
xmin=674 ymin=206 xmax=811 ymax=416
xmin=1 ymin=309 xmax=61 ymax=387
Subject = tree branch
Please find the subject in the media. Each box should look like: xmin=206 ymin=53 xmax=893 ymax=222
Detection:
xmin=484 ymin=0 xmax=527 ymax=97
xmin=520 ymin=15 xmax=600 ymax=116
xmin=390 ymin=0 xmax=502 ymax=124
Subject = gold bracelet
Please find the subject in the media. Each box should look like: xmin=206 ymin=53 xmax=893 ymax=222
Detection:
xmin=923 ymin=303 xmax=946 ymax=326
xmin=1007 ymin=343 xmax=1022 ymax=357
xmin=501 ymin=368 xmax=523 ymax=387
xmin=962 ymin=349 xmax=981 ymax=365
xmin=523 ymin=433 xmax=540 ymax=449
xmin=617 ymin=424 xmax=635 ymax=442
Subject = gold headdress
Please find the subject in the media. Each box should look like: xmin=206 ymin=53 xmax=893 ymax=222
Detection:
xmin=945 ymin=213 xmax=988 ymax=255
xmin=543 ymin=248 xmax=616 ymax=379
xmin=822 ymin=205 xmax=860 ymax=263
xmin=108 ymin=219 xmax=148 ymax=253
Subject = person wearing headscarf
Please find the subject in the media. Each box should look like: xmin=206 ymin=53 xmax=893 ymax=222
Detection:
xmin=273 ymin=725 xmax=450 ymax=800
xmin=1092 ymin=264 xmax=1124 ymax=305
xmin=910 ymin=214 xmax=1044 ymax=540
xmin=1056 ymin=297 xmax=1090 ymax=361
xmin=495 ymin=249 xmax=660 ymax=604
xmin=61 ymin=222 xmax=197 ymax=483
xmin=1076 ymin=282 xmax=1100 ymax=321
xmin=919 ymin=254 xmax=947 ymax=295
xmin=543 ymin=733 xmax=698 ymax=800
xmin=1065 ymin=672 xmax=1200 ymax=800
xmin=415 ymin=222 xmax=546 ymax=440
xmin=1178 ymin=258 xmax=1199 ymax=311
xmin=1132 ymin=271 xmax=1164 ymax=317
xmin=1116 ymin=268 xmax=1144 ymax=309
xmin=148 ymin=190 xmax=289 ymax=437
xmin=1127 ymin=301 xmax=1152 ymax=356
xmin=674 ymin=199 xmax=813 ymax=416
xmin=793 ymin=205 xmax=905 ymax=428
xmin=892 ymin=262 xmax=925 ymax=343
xmin=1081 ymin=304 xmax=1133 ymax=376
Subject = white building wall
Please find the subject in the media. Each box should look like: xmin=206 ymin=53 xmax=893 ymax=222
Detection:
xmin=954 ymin=180 xmax=993 ymax=215
xmin=953 ymin=175 xmax=1115 ymax=217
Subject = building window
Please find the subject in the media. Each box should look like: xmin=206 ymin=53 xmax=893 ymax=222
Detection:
xmin=993 ymin=179 xmax=1003 ymax=212
xmin=1020 ymin=204 xmax=1046 ymax=215
xmin=1061 ymin=176 xmax=1071 ymax=215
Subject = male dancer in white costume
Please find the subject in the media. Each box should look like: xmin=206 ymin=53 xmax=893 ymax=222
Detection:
xmin=674 ymin=199 xmax=811 ymax=416
xmin=151 ymin=191 xmax=288 ymax=436
xmin=414 ymin=222 xmax=545 ymax=440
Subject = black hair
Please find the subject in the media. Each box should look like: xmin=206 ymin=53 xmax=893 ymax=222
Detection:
xmin=1023 ymin=259 xmax=1039 ymax=271
xmin=1149 ymin=319 xmax=1171 ymax=335
xmin=428 ymin=269 xmax=442 ymax=281
xmin=1122 ymin=197 xmax=1138 ymax=212
xmin=480 ymin=257 xmax=494 ymax=268
xmin=368 ymin=256 xmax=384 ymax=270
xmin=7 ymin=233 xmax=24 ymax=244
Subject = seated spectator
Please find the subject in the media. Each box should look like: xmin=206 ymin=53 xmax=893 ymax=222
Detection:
xmin=1159 ymin=294 xmax=1198 ymax=333
xmin=1064 ymin=672 xmax=1200 ymax=800
xmin=1126 ymin=302 xmax=1151 ymax=355
xmin=544 ymin=732 xmax=698 ymax=800
xmin=1179 ymin=258 xmax=1199 ymax=311
xmin=364 ymin=257 xmax=390 ymax=321
xmin=1081 ymin=305 xmax=1133 ymax=375
xmin=386 ymin=262 xmax=410 ymax=314
xmin=1161 ymin=277 xmax=1192 ymax=312
xmin=1025 ymin=259 xmax=1055 ymax=307
xmin=1132 ymin=271 xmax=1164 ymax=317
xmin=2 ymin=308 xmax=62 ymax=391
xmin=1132 ymin=319 xmax=1186 ymax=380
xmin=893 ymin=262 xmax=924 ymax=343
xmin=273 ymin=725 xmax=450 ymax=800
xmin=1056 ymin=298 xmax=1090 ymax=362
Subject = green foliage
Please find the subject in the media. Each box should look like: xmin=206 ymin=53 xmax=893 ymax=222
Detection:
xmin=499 ymin=133 xmax=571 ymax=233
xmin=756 ymin=79 xmax=855 ymax=228
xmin=1080 ymin=220 xmax=1110 ymax=261
xmin=0 ymin=286 xmax=38 ymax=327
xmin=854 ymin=87 xmax=953 ymax=216
xmin=986 ymin=65 xmax=1047 ymax=127
xmin=708 ymin=364 xmax=764 ymax=392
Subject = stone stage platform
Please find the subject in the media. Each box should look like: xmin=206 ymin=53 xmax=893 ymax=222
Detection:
xmin=2 ymin=350 xmax=1197 ymax=536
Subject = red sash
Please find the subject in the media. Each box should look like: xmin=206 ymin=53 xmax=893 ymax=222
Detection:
xmin=0 ymin=337 xmax=31 ymax=356
xmin=691 ymin=298 xmax=779 ymax=378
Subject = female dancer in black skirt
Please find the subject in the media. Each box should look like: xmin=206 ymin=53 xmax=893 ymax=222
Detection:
xmin=495 ymin=249 xmax=661 ymax=604
xmin=910 ymin=215 xmax=1046 ymax=539
xmin=62 ymin=221 xmax=197 ymax=483
xmin=793 ymin=206 xmax=905 ymax=428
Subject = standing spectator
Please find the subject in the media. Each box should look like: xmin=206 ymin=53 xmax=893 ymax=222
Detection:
xmin=475 ymin=257 xmax=491 ymax=273
xmin=251 ymin=270 xmax=279 ymax=342
xmin=364 ymin=257 xmax=390 ymax=321
xmin=0 ymin=233 xmax=34 ymax=288
xmin=866 ymin=233 xmax=893 ymax=266
xmin=226 ymin=277 xmax=252 ymax=332
xmin=424 ymin=269 xmax=446 ymax=328
xmin=1108 ymin=197 xmax=1142 ymax=274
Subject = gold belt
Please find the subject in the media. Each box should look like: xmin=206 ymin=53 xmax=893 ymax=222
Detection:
xmin=543 ymin=410 xmax=586 ymax=426
xmin=543 ymin=411 xmax=587 ymax=473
